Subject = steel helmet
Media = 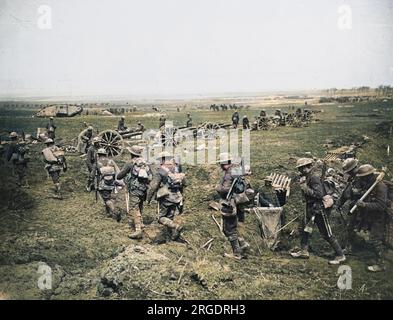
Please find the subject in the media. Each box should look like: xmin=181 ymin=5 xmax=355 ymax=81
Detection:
xmin=342 ymin=158 xmax=359 ymax=173
xmin=9 ymin=132 xmax=18 ymax=138
xmin=296 ymin=158 xmax=314 ymax=168
xmin=87 ymin=126 xmax=93 ymax=131
xmin=44 ymin=138 xmax=54 ymax=144
xmin=356 ymin=164 xmax=375 ymax=177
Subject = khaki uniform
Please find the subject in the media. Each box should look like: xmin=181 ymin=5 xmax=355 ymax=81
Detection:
xmin=117 ymin=158 xmax=152 ymax=235
xmin=216 ymin=166 xmax=250 ymax=254
xmin=356 ymin=179 xmax=389 ymax=265
xmin=298 ymin=173 xmax=344 ymax=256
xmin=91 ymin=157 xmax=120 ymax=219
xmin=147 ymin=165 xmax=186 ymax=240
xmin=42 ymin=145 xmax=66 ymax=197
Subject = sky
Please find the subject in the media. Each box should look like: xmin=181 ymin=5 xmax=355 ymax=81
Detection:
xmin=0 ymin=0 xmax=392 ymax=98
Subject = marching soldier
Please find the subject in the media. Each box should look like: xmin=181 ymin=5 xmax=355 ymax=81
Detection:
xmin=216 ymin=153 xmax=250 ymax=260
xmin=42 ymin=138 xmax=67 ymax=199
xmin=117 ymin=146 xmax=152 ymax=239
xmin=6 ymin=132 xmax=30 ymax=187
xmin=353 ymin=164 xmax=390 ymax=272
xmin=337 ymin=158 xmax=362 ymax=252
xmin=85 ymin=137 xmax=101 ymax=191
xmin=146 ymin=151 xmax=185 ymax=241
xmin=242 ymin=115 xmax=250 ymax=129
xmin=231 ymin=112 xmax=239 ymax=129
xmin=159 ymin=115 xmax=166 ymax=129
xmin=186 ymin=113 xmax=193 ymax=128
xmin=81 ymin=126 xmax=94 ymax=153
xmin=290 ymin=158 xmax=346 ymax=265
xmin=118 ymin=116 xmax=127 ymax=131
xmin=91 ymin=148 xmax=121 ymax=221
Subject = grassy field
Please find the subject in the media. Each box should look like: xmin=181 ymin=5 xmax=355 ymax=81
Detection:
xmin=0 ymin=100 xmax=392 ymax=300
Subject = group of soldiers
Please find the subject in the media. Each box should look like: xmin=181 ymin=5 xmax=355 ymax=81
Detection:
xmin=158 ymin=113 xmax=193 ymax=129
xmin=229 ymin=108 xmax=313 ymax=131
xmin=289 ymin=157 xmax=392 ymax=271
xmin=83 ymin=135 xmax=186 ymax=241
xmin=117 ymin=116 xmax=145 ymax=133
xmin=3 ymin=116 xmax=391 ymax=272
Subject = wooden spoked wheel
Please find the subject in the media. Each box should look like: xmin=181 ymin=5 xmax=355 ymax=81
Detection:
xmin=98 ymin=130 xmax=124 ymax=157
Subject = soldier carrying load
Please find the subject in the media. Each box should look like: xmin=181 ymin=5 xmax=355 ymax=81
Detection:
xmin=42 ymin=138 xmax=67 ymax=199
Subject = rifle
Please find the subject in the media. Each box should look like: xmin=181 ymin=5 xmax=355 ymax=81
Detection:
xmin=95 ymin=155 xmax=100 ymax=202
xmin=349 ymin=169 xmax=386 ymax=214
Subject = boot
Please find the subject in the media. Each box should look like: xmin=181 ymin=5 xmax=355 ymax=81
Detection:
xmin=327 ymin=237 xmax=346 ymax=265
xmin=86 ymin=180 xmax=92 ymax=192
xmin=290 ymin=249 xmax=310 ymax=259
xmin=54 ymin=183 xmax=63 ymax=199
xmin=159 ymin=217 xmax=181 ymax=241
xmin=238 ymin=237 xmax=250 ymax=253
xmin=129 ymin=210 xmax=143 ymax=239
xmin=224 ymin=239 xmax=242 ymax=260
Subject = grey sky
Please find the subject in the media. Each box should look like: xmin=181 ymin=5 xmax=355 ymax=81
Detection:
xmin=0 ymin=0 xmax=392 ymax=98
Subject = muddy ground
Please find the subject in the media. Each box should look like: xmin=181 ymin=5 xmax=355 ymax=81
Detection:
xmin=0 ymin=101 xmax=392 ymax=300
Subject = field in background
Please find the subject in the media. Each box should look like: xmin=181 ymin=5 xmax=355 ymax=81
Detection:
xmin=0 ymin=99 xmax=392 ymax=300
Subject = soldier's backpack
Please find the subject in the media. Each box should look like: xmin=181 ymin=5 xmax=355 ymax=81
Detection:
xmin=125 ymin=159 xmax=150 ymax=191
xmin=100 ymin=166 xmax=116 ymax=185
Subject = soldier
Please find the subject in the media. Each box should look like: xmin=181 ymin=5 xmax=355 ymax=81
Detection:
xmin=117 ymin=146 xmax=152 ymax=239
xmin=186 ymin=113 xmax=193 ymax=128
xmin=46 ymin=116 xmax=57 ymax=131
xmin=260 ymin=110 xmax=266 ymax=117
xmin=118 ymin=116 xmax=127 ymax=131
xmin=242 ymin=115 xmax=250 ymax=129
xmin=290 ymin=158 xmax=346 ymax=265
xmin=47 ymin=127 xmax=55 ymax=140
xmin=81 ymin=126 xmax=94 ymax=153
xmin=159 ymin=115 xmax=166 ymax=129
xmin=6 ymin=132 xmax=19 ymax=165
xmin=258 ymin=177 xmax=281 ymax=208
xmin=251 ymin=117 xmax=259 ymax=131
xmin=42 ymin=138 xmax=67 ymax=199
xmin=6 ymin=132 xmax=29 ymax=187
xmin=216 ymin=153 xmax=250 ymax=260
xmin=231 ymin=112 xmax=239 ymax=129
xmin=91 ymin=148 xmax=121 ymax=221
xmin=353 ymin=164 xmax=390 ymax=272
xmin=136 ymin=121 xmax=145 ymax=132
xmin=146 ymin=151 xmax=185 ymax=241
xmin=337 ymin=158 xmax=362 ymax=252
xmin=85 ymin=137 xmax=101 ymax=191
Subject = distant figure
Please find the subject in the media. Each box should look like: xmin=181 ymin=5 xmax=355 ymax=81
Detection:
xmin=46 ymin=116 xmax=57 ymax=131
xmin=159 ymin=115 xmax=166 ymax=129
xmin=186 ymin=113 xmax=193 ymax=128
xmin=232 ymin=112 xmax=239 ymax=129
xmin=242 ymin=115 xmax=250 ymax=129
xmin=118 ymin=116 xmax=127 ymax=131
